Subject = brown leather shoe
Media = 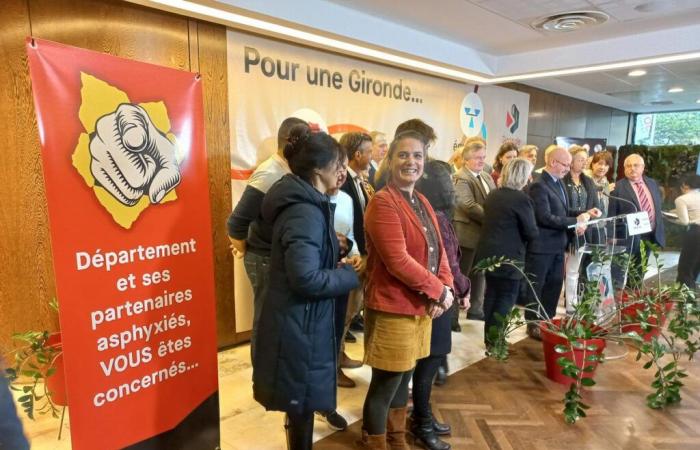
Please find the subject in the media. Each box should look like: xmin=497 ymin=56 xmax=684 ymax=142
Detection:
xmin=337 ymin=368 xmax=356 ymax=388
xmin=341 ymin=352 xmax=363 ymax=369
xmin=358 ymin=429 xmax=387 ymax=449
xmin=386 ymin=407 xmax=409 ymax=450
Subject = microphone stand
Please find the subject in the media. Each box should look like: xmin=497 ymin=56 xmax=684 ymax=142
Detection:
xmin=601 ymin=189 xmax=639 ymax=360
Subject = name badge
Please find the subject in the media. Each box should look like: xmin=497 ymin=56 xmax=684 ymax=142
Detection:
xmin=626 ymin=211 xmax=652 ymax=236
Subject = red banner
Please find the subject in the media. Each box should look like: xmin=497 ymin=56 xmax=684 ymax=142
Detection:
xmin=26 ymin=38 xmax=219 ymax=449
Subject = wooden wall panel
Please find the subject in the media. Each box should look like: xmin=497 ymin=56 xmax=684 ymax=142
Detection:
xmin=196 ymin=22 xmax=237 ymax=346
xmin=0 ymin=0 xmax=58 ymax=354
xmin=502 ymin=82 xmax=632 ymax=156
xmin=0 ymin=0 xmax=236 ymax=352
xmin=585 ymin=103 xmax=614 ymax=140
xmin=609 ymin=110 xmax=631 ymax=148
xmin=523 ymin=87 xmax=556 ymax=138
xmin=554 ymin=95 xmax=587 ymax=138
xmin=28 ymin=0 xmax=190 ymax=69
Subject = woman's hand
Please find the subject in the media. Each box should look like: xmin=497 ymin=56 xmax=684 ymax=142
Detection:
xmin=460 ymin=295 xmax=470 ymax=310
xmin=346 ymin=255 xmax=366 ymax=273
xmin=441 ymin=287 xmax=455 ymax=311
xmin=427 ymin=303 xmax=442 ymax=318
xmin=427 ymin=287 xmax=454 ymax=318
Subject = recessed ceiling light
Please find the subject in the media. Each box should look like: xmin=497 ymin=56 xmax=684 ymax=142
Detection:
xmin=628 ymin=69 xmax=646 ymax=77
xmin=668 ymin=87 xmax=684 ymax=93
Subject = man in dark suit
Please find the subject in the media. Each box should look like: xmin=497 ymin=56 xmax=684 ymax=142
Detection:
xmin=525 ymin=146 xmax=600 ymax=338
xmin=337 ymin=132 xmax=373 ymax=385
xmin=454 ymin=140 xmax=497 ymax=322
xmin=608 ymin=153 xmax=665 ymax=285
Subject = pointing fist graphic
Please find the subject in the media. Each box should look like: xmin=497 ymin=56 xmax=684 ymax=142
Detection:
xmin=89 ymin=103 xmax=181 ymax=206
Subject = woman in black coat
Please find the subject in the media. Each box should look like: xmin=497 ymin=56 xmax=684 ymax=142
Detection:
xmin=475 ymin=158 xmax=539 ymax=348
xmin=252 ymin=126 xmax=360 ymax=450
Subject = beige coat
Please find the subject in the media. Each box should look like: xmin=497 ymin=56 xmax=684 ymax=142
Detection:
xmin=453 ymin=167 xmax=496 ymax=249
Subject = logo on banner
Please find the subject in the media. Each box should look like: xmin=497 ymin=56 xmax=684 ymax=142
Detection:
xmin=459 ymin=93 xmax=484 ymax=137
xmin=506 ymin=104 xmax=520 ymax=133
xmin=74 ymin=73 xmax=185 ymax=229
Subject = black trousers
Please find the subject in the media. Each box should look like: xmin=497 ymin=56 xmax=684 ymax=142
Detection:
xmin=334 ymin=294 xmax=349 ymax=356
xmin=677 ymin=225 xmax=700 ymax=290
xmin=412 ymin=355 xmax=443 ymax=419
xmin=483 ymin=275 xmax=521 ymax=345
xmin=524 ymin=252 xmax=564 ymax=321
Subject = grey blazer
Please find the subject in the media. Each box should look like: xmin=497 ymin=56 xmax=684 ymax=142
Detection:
xmin=453 ymin=167 xmax=496 ymax=249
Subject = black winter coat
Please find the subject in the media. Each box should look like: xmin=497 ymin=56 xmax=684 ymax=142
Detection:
xmin=252 ymin=174 xmax=359 ymax=415
xmin=475 ymin=188 xmax=539 ymax=279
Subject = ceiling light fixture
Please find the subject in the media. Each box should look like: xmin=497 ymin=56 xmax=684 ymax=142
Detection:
xmin=695 ymin=99 xmax=700 ymax=103
xmin=668 ymin=87 xmax=684 ymax=93
xmin=130 ymin=0 xmax=700 ymax=85
xmin=628 ymin=69 xmax=647 ymax=77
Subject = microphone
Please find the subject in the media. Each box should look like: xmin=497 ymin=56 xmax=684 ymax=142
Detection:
xmin=601 ymin=190 xmax=638 ymax=213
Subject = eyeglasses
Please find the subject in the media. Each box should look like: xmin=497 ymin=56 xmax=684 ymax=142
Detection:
xmin=553 ymin=159 xmax=571 ymax=169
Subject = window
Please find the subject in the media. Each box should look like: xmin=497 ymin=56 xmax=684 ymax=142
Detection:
xmin=634 ymin=111 xmax=700 ymax=145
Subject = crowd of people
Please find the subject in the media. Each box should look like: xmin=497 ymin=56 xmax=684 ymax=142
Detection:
xmin=226 ymin=116 xmax=700 ymax=450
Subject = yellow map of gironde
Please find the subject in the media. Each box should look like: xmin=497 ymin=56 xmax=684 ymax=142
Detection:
xmin=72 ymin=73 xmax=183 ymax=229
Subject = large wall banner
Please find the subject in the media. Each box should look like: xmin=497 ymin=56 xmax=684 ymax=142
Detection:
xmin=27 ymin=38 xmax=219 ymax=450
xmin=227 ymin=30 xmax=529 ymax=197
xmin=226 ymin=30 xmax=529 ymax=332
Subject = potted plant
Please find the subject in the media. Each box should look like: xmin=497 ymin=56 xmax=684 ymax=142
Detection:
xmin=5 ymin=298 xmax=66 ymax=422
xmin=476 ymin=241 xmax=700 ymax=424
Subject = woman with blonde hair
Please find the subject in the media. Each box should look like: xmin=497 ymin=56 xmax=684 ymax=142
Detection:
xmin=476 ymin=158 xmax=538 ymax=349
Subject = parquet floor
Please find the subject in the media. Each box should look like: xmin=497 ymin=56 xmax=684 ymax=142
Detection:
xmin=316 ymin=338 xmax=700 ymax=450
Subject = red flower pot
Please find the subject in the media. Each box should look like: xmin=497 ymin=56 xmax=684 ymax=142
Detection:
xmin=620 ymin=291 xmax=673 ymax=342
xmin=540 ymin=319 xmax=606 ymax=385
xmin=45 ymin=333 xmax=68 ymax=406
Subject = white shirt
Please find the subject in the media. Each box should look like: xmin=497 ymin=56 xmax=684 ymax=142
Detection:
xmin=468 ymin=169 xmax=490 ymax=194
xmin=674 ymin=189 xmax=700 ymax=226
xmin=329 ymin=190 xmax=359 ymax=256
xmin=247 ymin=153 xmax=290 ymax=193
xmin=370 ymin=160 xmax=379 ymax=171
xmin=346 ymin=166 xmax=367 ymax=211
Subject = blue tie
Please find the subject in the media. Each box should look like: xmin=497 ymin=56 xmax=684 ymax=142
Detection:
xmin=555 ymin=178 xmax=567 ymax=206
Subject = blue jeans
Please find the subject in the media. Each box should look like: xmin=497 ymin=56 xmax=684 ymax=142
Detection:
xmin=244 ymin=251 xmax=270 ymax=361
xmin=0 ymin=374 xmax=29 ymax=450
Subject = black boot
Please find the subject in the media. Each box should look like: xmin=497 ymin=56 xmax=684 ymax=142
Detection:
xmin=434 ymin=364 xmax=447 ymax=386
xmin=431 ymin=408 xmax=451 ymax=436
xmin=285 ymin=413 xmax=314 ymax=450
xmin=410 ymin=414 xmax=451 ymax=450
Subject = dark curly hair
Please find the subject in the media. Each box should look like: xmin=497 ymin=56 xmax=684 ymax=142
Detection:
xmin=283 ymin=124 xmax=340 ymax=183
xmin=416 ymin=159 xmax=455 ymax=214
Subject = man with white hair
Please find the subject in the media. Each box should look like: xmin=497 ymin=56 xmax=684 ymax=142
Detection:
xmin=368 ymin=131 xmax=387 ymax=187
xmin=608 ymin=153 xmax=665 ymax=283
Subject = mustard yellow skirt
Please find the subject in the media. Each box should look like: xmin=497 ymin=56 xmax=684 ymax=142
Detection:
xmin=364 ymin=308 xmax=432 ymax=372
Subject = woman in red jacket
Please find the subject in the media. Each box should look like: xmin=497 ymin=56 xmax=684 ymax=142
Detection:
xmin=360 ymin=130 xmax=454 ymax=449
